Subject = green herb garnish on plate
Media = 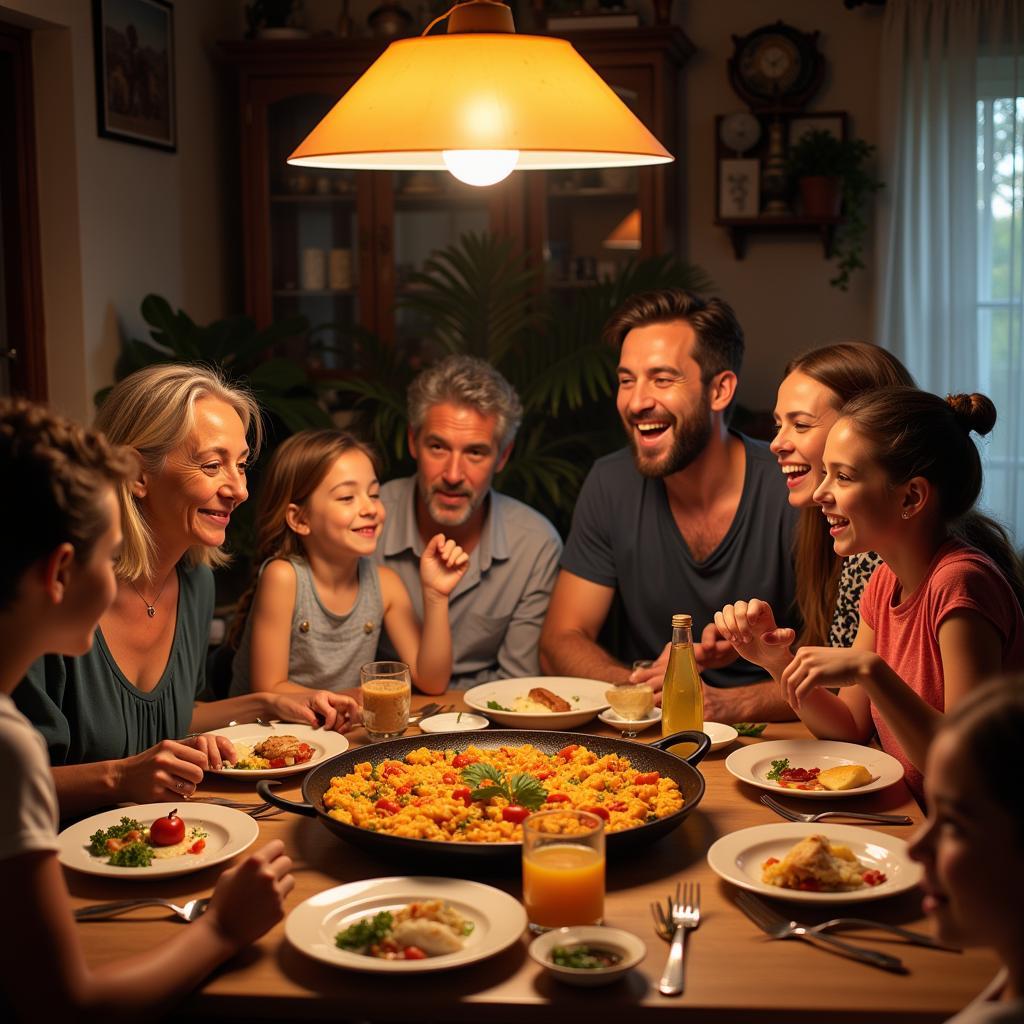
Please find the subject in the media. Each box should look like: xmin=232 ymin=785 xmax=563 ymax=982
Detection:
xmin=486 ymin=700 xmax=512 ymax=711
xmin=335 ymin=910 xmax=393 ymax=952
xmin=87 ymin=816 xmax=146 ymax=857
xmin=766 ymin=758 xmax=790 ymax=781
xmin=732 ymin=722 xmax=767 ymax=737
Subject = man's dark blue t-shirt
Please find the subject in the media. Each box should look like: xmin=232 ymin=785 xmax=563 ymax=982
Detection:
xmin=560 ymin=435 xmax=799 ymax=688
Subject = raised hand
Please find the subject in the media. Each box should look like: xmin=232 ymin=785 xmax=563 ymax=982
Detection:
xmin=420 ymin=533 xmax=470 ymax=598
xmin=714 ymin=598 xmax=796 ymax=677
xmin=206 ymin=839 xmax=295 ymax=949
xmin=694 ymin=620 xmax=740 ymax=671
xmin=780 ymin=646 xmax=879 ymax=709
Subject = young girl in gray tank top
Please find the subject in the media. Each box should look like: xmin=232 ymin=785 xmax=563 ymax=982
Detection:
xmin=227 ymin=430 xmax=469 ymax=697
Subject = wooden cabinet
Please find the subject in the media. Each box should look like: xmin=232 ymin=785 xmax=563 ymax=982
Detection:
xmin=220 ymin=29 xmax=690 ymax=361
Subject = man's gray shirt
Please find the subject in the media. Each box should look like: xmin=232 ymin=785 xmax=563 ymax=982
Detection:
xmin=372 ymin=477 xmax=563 ymax=688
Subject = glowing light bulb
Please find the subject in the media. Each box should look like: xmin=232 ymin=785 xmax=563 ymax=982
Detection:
xmin=442 ymin=149 xmax=519 ymax=186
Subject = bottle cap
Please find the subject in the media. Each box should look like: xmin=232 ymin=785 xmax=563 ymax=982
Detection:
xmin=671 ymin=613 xmax=692 ymax=628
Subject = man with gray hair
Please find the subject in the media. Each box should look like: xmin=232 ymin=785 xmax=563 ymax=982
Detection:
xmin=373 ymin=355 xmax=562 ymax=686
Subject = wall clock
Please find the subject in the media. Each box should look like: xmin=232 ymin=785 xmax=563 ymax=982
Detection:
xmin=728 ymin=21 xmax=824 ymax=112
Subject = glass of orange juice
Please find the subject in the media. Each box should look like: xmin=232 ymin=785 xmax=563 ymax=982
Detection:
xmin=522 ymin=809 xmax=605 ymax=934
xmin=360 ymin=661 xmax=411 ymax=741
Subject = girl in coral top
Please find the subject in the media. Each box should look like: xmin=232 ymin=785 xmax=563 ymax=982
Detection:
xmin=723 ymin=388 xmax=1024 ymax=800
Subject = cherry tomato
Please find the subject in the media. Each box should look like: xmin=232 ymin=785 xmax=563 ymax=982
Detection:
xmin=584 ymin=806 xmax=610 ymax=821
xmin=502 ymin=805 xmax=531 ymax=824
xmin=451 ymin=786 xmax=473 ymax=807
xmin=188 ymin=838 xmax=206 ymax=855
xmin=763 ymin=857 xmax=780 ymax=867
xmin=269 ymin=757 xmax=288 ymax=769
xmin=545 ymin=793 xmax=571 ymax=804
xmin=149 ymin=808 xmax=186 ymax=847
xmin=534 ymin=770 xmax=554 ymax=780
xmin=395 ymin=783 xmax=413 ymax=796
xmin=442 ymin=772 xmax=457 ymax=784
xmin=374 ymin=799 xmax=401 ymax=816
xmin=382 ymin=764 xmax=403 ymax=778
xmin=452 ymin=753 xmax=477 ymax=769
xmin=862 ymin=869 xmax=887 ymax=887
xmin=608 ymin=801 xmax=628 ymax=813
xmin=402 ymin=946 xmax=427 ymax=960
xmin=634 ymin=771 xmax=660 ymax=785
xmin=556 ymin=744 xmax=580 ymax=760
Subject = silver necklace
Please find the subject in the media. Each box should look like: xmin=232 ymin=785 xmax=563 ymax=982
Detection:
xmin=129 ymin=576 xmax=170 ymax=618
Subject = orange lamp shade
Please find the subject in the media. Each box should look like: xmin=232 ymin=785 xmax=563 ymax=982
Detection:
xmin=288 ymin=33 xmax=673 ymax=171
xmin=603 ymin=208 xmax=642 ymax=250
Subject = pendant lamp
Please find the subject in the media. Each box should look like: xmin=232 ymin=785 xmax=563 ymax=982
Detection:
xmin=288 ymin=0 xmax=673 ymax=187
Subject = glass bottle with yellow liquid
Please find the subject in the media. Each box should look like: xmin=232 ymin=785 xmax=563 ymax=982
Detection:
xmin=660 ymin=613 xmax=704 ymax=757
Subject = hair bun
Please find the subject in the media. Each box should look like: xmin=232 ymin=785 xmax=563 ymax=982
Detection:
xmin=946 ymin=393 xmax=997 ymax=436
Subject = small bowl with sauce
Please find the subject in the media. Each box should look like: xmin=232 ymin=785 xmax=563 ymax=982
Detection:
xmin=529 ymin=926 xmax=645 ymax=987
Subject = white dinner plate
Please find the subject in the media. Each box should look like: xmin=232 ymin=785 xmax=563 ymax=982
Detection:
xmin=707 ymin=822 xmax=923 ymax=904
xmin=724 ymin=739 xmax=903 ymax=798
xmin=58 ymin=802 xmax=259 ymax=879
xmin=207 ymin=721 xmax=349 ymax=779
xmin=285 ymin=876 xmax=527 ymax=972
xmin=464 ymin=677 xmax=610 ymax=729
xmin=598 ymin=706 xmax=662 ymax=732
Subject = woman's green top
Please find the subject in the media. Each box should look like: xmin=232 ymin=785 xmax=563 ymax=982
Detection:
xmin=12 ymin=565 xmax=214 ymax=765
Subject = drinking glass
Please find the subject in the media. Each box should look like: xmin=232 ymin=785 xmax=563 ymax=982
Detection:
xmin=360 ymin=661 xmax=412 ymax=741
xmin=522 ymin=809 xmax=605 ymax=933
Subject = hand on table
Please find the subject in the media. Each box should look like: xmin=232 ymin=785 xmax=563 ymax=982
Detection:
xmin=206 ymin=839 xmax=295 ymax=949
xmin=119 ymin=739 xmax=212 ymax=801
xmin=270 ymin=690 xmax=362 ymax=733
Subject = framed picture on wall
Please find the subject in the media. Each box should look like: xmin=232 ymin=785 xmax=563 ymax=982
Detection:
xmin=92 ymin=0 xmax=176 ymax=151
xmin=788 ymin=112 xmax=848 ymax=148
xmin=718 ymin=158 xmax=760 ymax=218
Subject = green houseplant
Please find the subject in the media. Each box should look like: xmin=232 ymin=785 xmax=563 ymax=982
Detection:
xmin=786 ymin=129 xmax=884 ymax=290
xmin=328 ymin=231 xmax=713 ymax=536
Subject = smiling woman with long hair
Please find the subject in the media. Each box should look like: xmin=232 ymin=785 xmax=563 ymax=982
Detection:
xmin=14 ymin=365 xmax=360 ymax=817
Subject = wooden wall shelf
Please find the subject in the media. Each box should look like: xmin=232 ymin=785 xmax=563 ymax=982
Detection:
xmin=714 ymin=215 xmax=842 ymax=260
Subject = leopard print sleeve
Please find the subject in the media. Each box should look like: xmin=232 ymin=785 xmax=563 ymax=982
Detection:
xmin=828 ymin=551 xmax=883 ymax=648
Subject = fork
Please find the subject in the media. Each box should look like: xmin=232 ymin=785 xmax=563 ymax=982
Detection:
xmin=407 ymin=702 xmax=443 ymax=724
xmin=75 ymin=897 xmax=211 ymax=922
xmin=734 ymin=891 xmax=906 ymax=972
xmin=650 ymin=881 xmax=701 ymax=996
xmin=187 ymin=796 xmax=282 ymax=818
xmin=760 ymin=793 xmax=913 ymax=825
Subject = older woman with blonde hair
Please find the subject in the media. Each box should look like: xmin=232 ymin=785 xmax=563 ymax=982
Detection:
xmin=15 ymin=364 xmax=359 ymax=817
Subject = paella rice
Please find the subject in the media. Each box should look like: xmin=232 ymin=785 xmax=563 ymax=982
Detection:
xmin=322 ymin=742 xmax=684 ymax=842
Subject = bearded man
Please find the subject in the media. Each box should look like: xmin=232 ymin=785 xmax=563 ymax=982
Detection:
xmin=373 ymin=355 xmax=562 ymax=687
xmin=539 ymin=289 xmax=799 ymax=721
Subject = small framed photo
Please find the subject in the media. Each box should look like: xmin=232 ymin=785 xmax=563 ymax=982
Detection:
xmin=92 ymin=0 xmax=176 ymax=151
xmin=788 ymin=112 xmax=848 ymax=148
xmin=719 ymin=158 xmax=760 ymax=218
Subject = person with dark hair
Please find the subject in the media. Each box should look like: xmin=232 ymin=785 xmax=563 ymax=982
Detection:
xmin=227 ymin=428 xmax=467 ymax=697
xmin=540 ymin=288 xmax=799 ymax=722
xmin=714 ymin=342 xmax=916 ymax=671
xmin=0 ymin=398 xmax=294 ymax=1019
xmin=762 ymin=388 xmax=1024 ymax=801
xmin=910 ymin=676 xmax=1024 ymax=1022
xmin=373 ymin=355 xmax=562 ymax=686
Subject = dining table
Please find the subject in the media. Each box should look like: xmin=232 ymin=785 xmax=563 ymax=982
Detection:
xmin=64 ymin=695 xmax=1000 ymax=1023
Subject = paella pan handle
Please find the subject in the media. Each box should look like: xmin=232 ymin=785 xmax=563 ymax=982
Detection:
xmin=649 ymin=730 xmax=711 ymax=767
xmin=256 ymin=779 xmax=317 ymax=817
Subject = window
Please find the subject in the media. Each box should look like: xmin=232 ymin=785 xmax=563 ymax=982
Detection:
xmin=976 ymin=60 xmax=1023 ymax=541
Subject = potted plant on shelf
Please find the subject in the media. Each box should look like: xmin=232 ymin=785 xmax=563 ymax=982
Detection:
xmin=786 ymin=129 xmax=884 ymax=290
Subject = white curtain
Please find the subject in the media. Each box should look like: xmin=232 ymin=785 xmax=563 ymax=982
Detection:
xmin=876 ymin=0 xmax=1023 ymax=542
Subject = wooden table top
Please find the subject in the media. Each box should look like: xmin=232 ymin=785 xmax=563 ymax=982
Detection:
xmin=66 ymin=698 xmax=999 ymax=1023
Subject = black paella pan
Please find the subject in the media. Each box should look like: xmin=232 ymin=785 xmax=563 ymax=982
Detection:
xmin=258 ymin=729 xmax=710 ymax=861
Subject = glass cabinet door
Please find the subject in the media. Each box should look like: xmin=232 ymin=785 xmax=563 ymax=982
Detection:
xmin=265 ymin=91 xmax=362 ymax=370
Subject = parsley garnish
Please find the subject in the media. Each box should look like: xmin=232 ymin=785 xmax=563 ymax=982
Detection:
xmin=335 ymin=910 xmax=393 ymax=952
xmin=107 ymin=841 xmax=154 ymax=868
xmin=87 ymin=816 xmax=145 ymax=857
xmin=766 ymin=758 xmax=790 ymax=781
xmin=486 ymin=700 xmax=512 ymax=711
xmin=459 ymin=763 xmax=547 ymax=810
